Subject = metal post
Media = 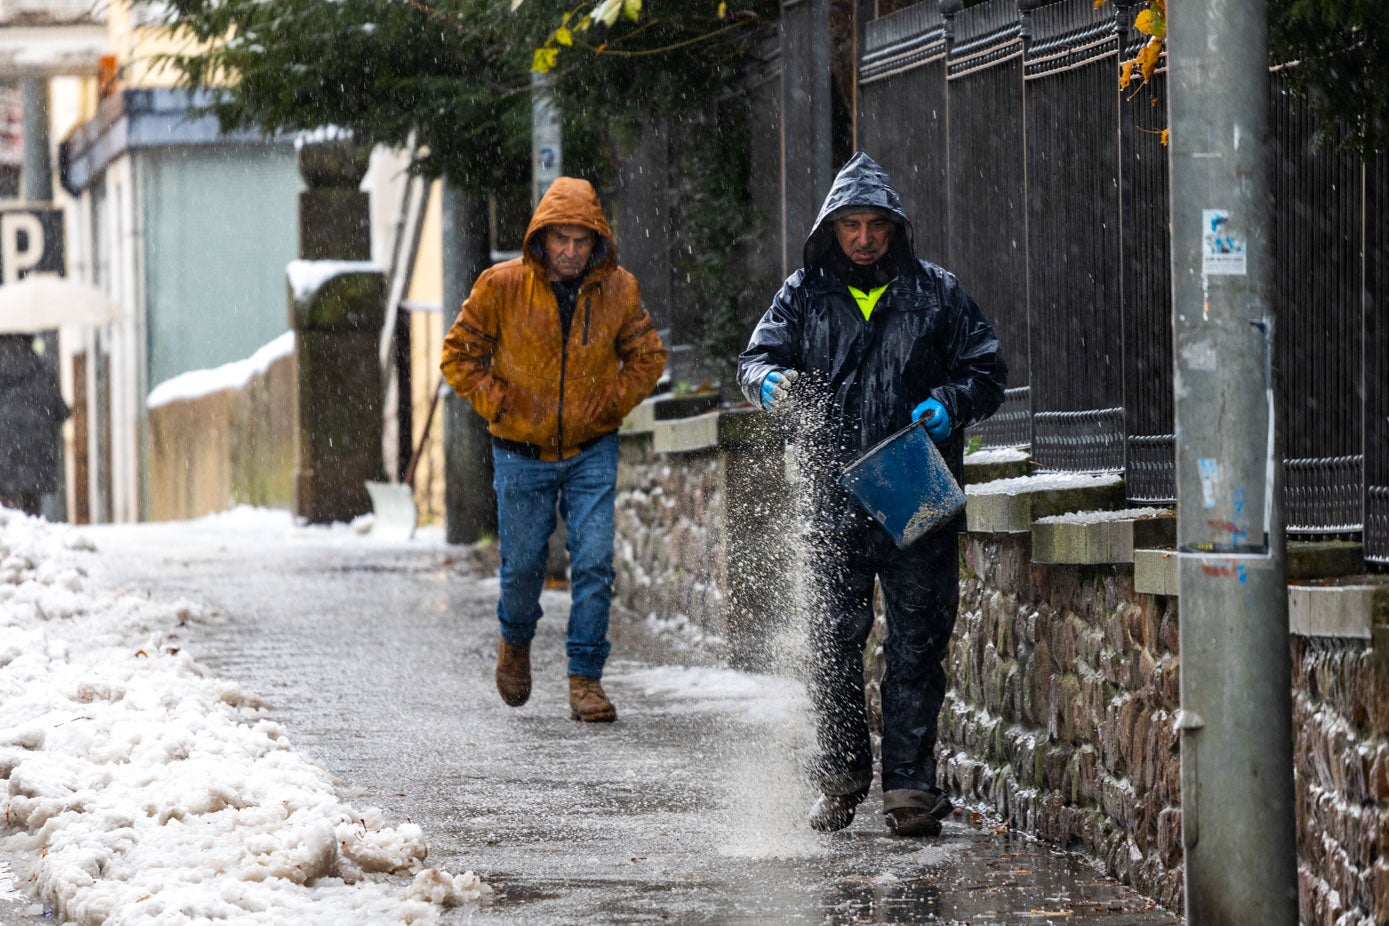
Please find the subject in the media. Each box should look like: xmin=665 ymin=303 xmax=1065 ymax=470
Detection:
xmin=1168 ymin=3 xmax=1297 ymax=923
xmin=441 ymin=178 xmax=497 ymax=544
xmin=20 ymin=77 xmax=52 ymax=202
xmin=531 ymin=71 xmax=562 ymax=207
xmin=21 ymin=76 xmax=65 ymax=522
xmin=809 ymin=0 xmax=833 ymax=198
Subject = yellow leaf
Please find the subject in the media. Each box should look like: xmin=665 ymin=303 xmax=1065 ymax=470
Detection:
xmin=1119 ymin=58 xmax=1136 ymax=89
xmin=718 ymin=1 xmax=728 ymax=16
xmin=555 ymin=26 xmax=573 ymax=46
xmin=1161 ymin=128 xmax=1169 ymax=146
xmin=1139 ymin=5 xmax=1166 ymax=38
xmin=1137 ymin=37 xmax=1161 ymax=81
xmin=623 ymin=0 xmax=642 ymax=22
xmin=531 ymin=46 xmax=559 ymax=72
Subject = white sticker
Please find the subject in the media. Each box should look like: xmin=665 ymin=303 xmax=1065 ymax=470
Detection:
xmin=1202 ymin=210 xmax=1247 ymax=276
xmin=1198 ymin=458 xmax=1220 ymax=509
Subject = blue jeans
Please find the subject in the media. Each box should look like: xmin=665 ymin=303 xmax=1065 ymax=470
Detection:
xmin=491 ymin=434 xmax=619 ymax=679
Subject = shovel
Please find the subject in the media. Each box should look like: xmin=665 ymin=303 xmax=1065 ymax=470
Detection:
xmin=366 ymin=381 xmax=444 ymax=540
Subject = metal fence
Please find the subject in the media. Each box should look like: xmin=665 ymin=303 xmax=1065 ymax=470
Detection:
xmin=1271 ymin=70 xmax=1365 ymax=535
xmin=1367 ymin=154 xmax=1389 ymax=563
xmin=1024 ymin=1 xmax=1125 ymax=473
xmin=855 ymin=0 xmax=1385 ymax=559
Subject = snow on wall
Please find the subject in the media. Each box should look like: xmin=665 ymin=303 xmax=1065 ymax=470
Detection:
xmin=147 ymin=331 xmax=296 ymax=409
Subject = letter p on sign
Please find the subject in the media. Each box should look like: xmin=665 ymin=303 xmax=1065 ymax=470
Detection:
xmin=0 ymin=208 xmax=65 ymax=284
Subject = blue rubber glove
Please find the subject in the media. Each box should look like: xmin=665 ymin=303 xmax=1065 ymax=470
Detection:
xmin=759 ymin=369 xmax=800 ymax=411
xmin=912 ymin=398 xmax=951 ymax=442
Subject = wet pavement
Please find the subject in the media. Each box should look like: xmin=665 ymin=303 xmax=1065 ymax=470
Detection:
xmin=27 ymin=513 xmax=1181 ymax=925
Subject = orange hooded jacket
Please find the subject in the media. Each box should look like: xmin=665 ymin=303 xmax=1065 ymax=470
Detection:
xmin=440 ymin=178 xmax=667 ymax=462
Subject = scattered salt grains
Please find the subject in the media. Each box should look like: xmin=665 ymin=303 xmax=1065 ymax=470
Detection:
xmin=0 ymin=511 xmax=489 ymax=924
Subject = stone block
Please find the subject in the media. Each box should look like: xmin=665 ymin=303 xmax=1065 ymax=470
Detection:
xmin=1289 ymin=577 xmax=1389 ymax=640
xmin=1134 ymin=548 xmax=1179 ymax=597
xmin=619 ymin=396 xmax=659 ymax=435
xmin=651 ymin=391 xmax=720 ymax=421
xmin=1032 ymin=508 xmax=1176 ymax=565
xmin=1288 ymin=540 xmax=1366 ymax=580
xmin=966 ymin=472 xmax=1127 ymax=534
xmin=652 ymin=411 xmax=720 ymax=455
xmin=963 ymin=446 xmax=1032 ymax=484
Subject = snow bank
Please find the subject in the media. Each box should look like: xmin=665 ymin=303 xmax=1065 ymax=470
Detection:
xmin=0 ymin=509 xmax=488 ymax=924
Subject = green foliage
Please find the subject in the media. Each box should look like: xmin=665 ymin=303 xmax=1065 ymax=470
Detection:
xmin=149 ymin=0 xmax=776 ymax=187
xmin=1269 ymin=0 xmax=1389 ymax=155
xmin=538 ymin=2 xmax=776 ymax=147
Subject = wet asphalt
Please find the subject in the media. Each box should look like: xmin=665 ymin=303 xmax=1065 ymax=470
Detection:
xmin=9 ymin=514 xmax=1182 ymax=925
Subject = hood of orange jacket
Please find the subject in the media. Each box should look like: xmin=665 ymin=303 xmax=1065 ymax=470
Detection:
xmin=522 ymin=178 xmax=617 ymax=281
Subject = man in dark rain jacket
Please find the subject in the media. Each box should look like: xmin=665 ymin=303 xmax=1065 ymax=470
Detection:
xmin=738 ymin=152 xmax=1005 ymax=837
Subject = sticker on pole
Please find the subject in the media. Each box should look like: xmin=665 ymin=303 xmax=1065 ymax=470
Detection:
xmin=1202 ymin=210 xmax=1247 ymax=276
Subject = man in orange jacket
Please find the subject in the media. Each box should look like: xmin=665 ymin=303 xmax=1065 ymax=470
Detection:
xmin=441 ymin=178 xmax=666 ymax=722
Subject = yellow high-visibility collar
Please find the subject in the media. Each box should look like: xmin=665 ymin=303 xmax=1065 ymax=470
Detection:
xmin=848 ymin=284 xmax=890 ymax=320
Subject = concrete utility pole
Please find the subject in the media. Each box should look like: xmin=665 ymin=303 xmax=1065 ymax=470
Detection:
xmin=441 ymin=180 xmax=496 ymax=544
xmin=1167 ymin=3 xmax=1298 ymax=923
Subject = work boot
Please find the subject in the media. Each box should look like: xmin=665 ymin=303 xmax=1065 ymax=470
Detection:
xmin=883 ymin=787 xmax=953 ymax=837
xmin=808 ymin=788 xmax=869 ymax=833
xmin=495 ymin=637 xmax=531 ymax=707
xmin=884 ymin=807 xmax=943 ymax=837
xmin=568 ymin=675 xmax=617 ymax=723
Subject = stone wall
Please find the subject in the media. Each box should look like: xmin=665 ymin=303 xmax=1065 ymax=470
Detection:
xmin=609 ymin=404 xmax=792 ymax=668
xmin=596 ymin=404 xmax=1389 ymax=923
xmin=939 ymin=532 xmax=1184 ymax=910
xmin=612 ymin=435 xmax=726 ymax=653
xmin=1292 ymin=633 xmax=1389 ymax=925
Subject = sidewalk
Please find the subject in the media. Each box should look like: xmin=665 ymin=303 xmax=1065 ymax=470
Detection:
xmin=6 ymin=509 xmax=1182 ymax=924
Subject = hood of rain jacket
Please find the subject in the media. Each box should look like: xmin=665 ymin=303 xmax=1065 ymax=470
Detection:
xmin=736 ymin=152 xmax=1007 ymax=528
xmin=803 ymin=151 xmax=916 ymax=272
xmin=440 ymin=178 xmax=667 ymax=462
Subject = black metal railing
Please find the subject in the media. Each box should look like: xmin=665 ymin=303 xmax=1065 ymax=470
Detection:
xmin=1366 ymin=153 xmax=1389 ymax=563
xmin=1119 ymin=35 xmax=1174 ymax=503
xmin=1024 ymin=0 xmax=1124 ymax=473
xmin=859 ymin=3 xmax=950 ymax=262
xmin=944 ymin=1 xmax=1030 ymax=441
xmin=846 ymin=0 xmax=1381 ymax=541
xmin=965 ymin=386 xmax=1031 ymax=449
xmin=1271 ymin=69 xmax=1366 ymax=535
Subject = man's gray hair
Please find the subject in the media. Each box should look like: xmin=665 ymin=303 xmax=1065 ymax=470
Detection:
xmin=826 ymin=205 xmax=899 ymax=224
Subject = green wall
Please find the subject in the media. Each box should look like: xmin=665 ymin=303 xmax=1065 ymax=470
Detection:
xmin=142 ymin=145 xmax=301 ymax=389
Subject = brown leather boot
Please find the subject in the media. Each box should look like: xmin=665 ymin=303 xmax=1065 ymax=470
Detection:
xmin=568 ymin=675 xmax=617 ymax=723
xmin=495 ymin=637 xmax=531 ymax=707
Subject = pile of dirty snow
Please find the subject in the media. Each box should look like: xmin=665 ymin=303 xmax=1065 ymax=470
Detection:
xmin=0 ymin=509 xmax=488 ymax=925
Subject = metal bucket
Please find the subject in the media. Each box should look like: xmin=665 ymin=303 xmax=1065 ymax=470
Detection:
xmin=839 ymin=419 xmax=966 ymax=549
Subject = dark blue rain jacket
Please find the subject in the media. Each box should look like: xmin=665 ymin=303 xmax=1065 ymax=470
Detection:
xmin=737 ymin=152 xmax=1007 ymax=526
